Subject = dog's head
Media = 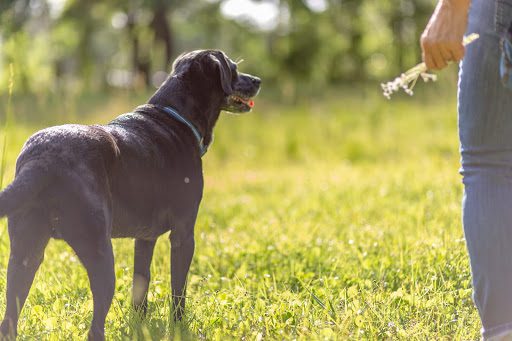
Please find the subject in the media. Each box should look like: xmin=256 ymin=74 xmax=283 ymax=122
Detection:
xmin=170 ymin=50 xmax=261 ymax=114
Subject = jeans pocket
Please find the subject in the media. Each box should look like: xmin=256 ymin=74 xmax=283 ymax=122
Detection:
xmin=496 ymin=0 xmax=512 ymax=34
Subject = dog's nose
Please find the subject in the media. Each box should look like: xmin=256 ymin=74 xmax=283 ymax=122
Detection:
xmin=251 ymin=77 xmax=261 ymax=87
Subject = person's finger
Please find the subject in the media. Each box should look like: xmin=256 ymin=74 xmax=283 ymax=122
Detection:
xmin=421 ymin=35 xmax=448 ymax=70
xmin=440 ymin=43 xmax=465 ymax=63
xmin=424 ymin=53 xmax=436 ymax=70
xmin=439 ymin=45 xmax=454 ymax=63
xmin=429 ymin=46 xmax=448 ymax=69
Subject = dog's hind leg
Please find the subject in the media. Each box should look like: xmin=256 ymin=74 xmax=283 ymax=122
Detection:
xmin=0 ymin=207 xmax=51 ymax=337
xmin=170 ymin=211 xmax=198 ymax=321
xmin=60 ymin=188 xmax=115 ymax=341
xmin=67 ymin=232 xmax=114 ymax=341
xmin=132 ymin=238 xmax=156 ymax=316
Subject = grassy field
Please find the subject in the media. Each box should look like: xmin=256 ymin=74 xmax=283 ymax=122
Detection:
xmin=0 ymin=88 xmax=480 ymax=339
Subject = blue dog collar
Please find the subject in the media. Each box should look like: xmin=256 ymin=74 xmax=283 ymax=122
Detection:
xmin=156 ymin=105 xmax=208 ymax=157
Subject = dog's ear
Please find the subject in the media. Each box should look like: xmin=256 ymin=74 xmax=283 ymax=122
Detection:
xmin=210 ymin=52 xmax=233 ymax=95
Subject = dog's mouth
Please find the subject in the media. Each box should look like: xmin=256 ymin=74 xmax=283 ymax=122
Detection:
xmin=222 ymin=91 xmax=256 ymax=113
xmin=230 ymin=93 xmax=254 ymax=108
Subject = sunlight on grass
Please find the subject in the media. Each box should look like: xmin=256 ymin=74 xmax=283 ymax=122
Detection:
xmin=0 ymin=91 xmax=479 ymax=339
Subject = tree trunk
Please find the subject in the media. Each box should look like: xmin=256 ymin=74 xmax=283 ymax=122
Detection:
xmin=151 ymin=3 xmax=173 ymax=68
xmin=127 ymin=12 xmax=151 ymax=88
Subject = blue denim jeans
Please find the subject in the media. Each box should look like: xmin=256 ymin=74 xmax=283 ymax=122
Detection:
xmin=459 ymin=0 xmax=512 ymax=338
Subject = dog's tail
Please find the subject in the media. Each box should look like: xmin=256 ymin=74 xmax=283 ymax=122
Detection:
xmin=0 ymin=166 xmax=49 ymax=218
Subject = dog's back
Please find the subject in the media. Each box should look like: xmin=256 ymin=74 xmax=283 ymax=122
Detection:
xmin=0 ymin=124 xmax=119 ymax=218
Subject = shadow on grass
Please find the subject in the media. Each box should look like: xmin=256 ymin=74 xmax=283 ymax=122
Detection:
xmin=121 ymin=301 xmax=196 ymax=341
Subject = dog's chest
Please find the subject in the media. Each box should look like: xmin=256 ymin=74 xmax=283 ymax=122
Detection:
xmin=103 ymin=123 xmax=204 ymax=239
xmin=109 ymin=174 xmax=203 ymax=239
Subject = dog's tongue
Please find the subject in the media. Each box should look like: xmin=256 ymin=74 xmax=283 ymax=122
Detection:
xmin=234 ymin=95 xmax=255 ymax=108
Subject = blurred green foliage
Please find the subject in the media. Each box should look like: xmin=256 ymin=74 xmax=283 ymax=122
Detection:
xmin=0 ymin=0 xmax=435 ymax=100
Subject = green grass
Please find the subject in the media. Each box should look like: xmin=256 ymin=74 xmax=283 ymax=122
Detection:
xmin=0 ymin=88 xmax=480 ymax=339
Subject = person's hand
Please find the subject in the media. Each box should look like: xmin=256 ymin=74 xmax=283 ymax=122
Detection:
xmin=421 ymin=0 xmax=470 ymax=70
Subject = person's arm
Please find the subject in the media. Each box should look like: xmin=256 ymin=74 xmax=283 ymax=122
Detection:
xmin=420 ymin=0 xmax=470 ymax=70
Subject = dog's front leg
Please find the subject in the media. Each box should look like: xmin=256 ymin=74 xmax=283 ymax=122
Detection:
xmin=169 ymin=214 xmax=196 ymax=321
xmin=132 ymin=239 xmax=156 ymax=316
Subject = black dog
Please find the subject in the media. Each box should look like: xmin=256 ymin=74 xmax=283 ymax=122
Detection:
xmin=0 ymin=50 xmax=260 ymax=340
